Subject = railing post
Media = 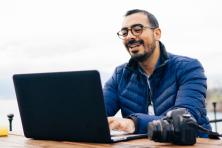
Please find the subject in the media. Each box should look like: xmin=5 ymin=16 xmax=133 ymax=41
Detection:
xmin=7 ymin=114 xmax=14 ymax=131
xmin=212 ymin=102 xmax=217 ymax=132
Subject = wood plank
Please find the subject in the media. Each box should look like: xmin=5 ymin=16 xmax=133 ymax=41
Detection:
xmin=0 ymin=134 xmax=221 ymax=148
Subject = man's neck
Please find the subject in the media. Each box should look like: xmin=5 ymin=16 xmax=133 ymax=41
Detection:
xmin=139 ymin=43 xmax=160 ymax=75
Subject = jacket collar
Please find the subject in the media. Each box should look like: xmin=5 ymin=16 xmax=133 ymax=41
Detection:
xmin=155 ymin=41 xmax=169 ymax=70
xmin=126 ymin=41 xmax=169 ymax=73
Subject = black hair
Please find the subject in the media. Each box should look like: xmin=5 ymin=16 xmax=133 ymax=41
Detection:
xmin=124 ymin=9 xmax=159 ymax=28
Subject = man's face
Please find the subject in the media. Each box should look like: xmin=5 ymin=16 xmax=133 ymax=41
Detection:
xmin=121 ymin=13 xmax=159 ymax=62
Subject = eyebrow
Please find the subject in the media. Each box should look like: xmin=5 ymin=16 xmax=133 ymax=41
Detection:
xmin=121 ymin=23 xmax=143 ymax=30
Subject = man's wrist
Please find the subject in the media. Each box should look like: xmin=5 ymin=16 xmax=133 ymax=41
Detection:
xmin=126 ymin=118 xmax=135 ymax=133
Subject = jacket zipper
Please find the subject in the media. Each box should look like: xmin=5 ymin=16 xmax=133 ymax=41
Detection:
xmin=147 ymin=78 xmax=154 ymax=114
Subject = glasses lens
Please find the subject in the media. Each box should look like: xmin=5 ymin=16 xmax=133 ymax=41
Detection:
xmin=117 ymin=24 xmax=145 ymax=39
xmin=117 ymin=29 xmax=128 ymax=39
xmin=132 ymin=25 xmax=143 ymax=36
xmin=120 ymin=29 xmax=128 ymax=37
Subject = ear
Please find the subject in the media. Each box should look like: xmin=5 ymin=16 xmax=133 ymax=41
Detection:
xmin=153 ymin=28 xmax=161 ymax=40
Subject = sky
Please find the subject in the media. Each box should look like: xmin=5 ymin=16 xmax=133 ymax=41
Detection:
xmin=1 ymin=0 xmax=222 ymax=99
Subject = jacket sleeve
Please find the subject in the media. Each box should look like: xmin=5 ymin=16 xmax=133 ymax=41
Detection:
xmin=103 ymin=68 xmax=120 ymax=116
xmin=128 ymin=113 xmax=162 ymax=134
xmin=174 ymin=59 xmax=211 ymax=136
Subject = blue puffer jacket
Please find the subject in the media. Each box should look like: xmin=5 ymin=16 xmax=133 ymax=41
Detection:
xmin=103 ymin=42 xmax=211 ymax=137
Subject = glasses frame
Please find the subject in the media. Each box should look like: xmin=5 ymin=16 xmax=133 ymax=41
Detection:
xmin=117 ymin=24 xmax=156 ymax=39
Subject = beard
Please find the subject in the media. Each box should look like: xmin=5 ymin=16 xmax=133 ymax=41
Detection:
xmin=131 ymin=49 xmax=154 ymax=62
xmin=126 ymin=39 xmax=156 ymax=63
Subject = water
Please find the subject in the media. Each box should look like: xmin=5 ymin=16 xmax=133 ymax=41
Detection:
xmin=0 ymin=99 xmax=222 ymax=135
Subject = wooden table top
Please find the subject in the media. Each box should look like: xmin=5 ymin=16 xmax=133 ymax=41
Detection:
xmin=0 ymin=133 xmax=222 ymax=148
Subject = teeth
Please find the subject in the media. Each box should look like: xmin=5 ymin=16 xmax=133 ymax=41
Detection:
xmin=129 ymin=44 xmax=140 ymax=48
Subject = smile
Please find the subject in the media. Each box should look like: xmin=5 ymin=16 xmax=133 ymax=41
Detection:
xmin=128 ymin=43 xmax=142 ymax=48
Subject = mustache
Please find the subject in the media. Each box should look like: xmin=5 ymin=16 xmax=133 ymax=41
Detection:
xmin=126 ymin=39 xmax=144 ymax=47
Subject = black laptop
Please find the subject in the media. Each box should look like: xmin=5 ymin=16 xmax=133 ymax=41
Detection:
xmin=13 ymin=70 xmax=146 ymax=143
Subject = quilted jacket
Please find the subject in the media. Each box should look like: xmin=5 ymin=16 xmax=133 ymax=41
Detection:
xmin=103 ymin=42 xmax=211 ymax=137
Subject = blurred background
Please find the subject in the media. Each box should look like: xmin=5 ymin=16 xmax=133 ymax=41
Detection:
xmin=0 ymin=0 xmax=222 ymax=133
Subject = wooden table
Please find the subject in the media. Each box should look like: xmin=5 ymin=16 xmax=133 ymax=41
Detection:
xmin=0 ymin=133 xmax=222 ymax=148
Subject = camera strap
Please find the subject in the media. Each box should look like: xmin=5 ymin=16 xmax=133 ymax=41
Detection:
xmin=188 ymin=121 xmax=222 ymax=139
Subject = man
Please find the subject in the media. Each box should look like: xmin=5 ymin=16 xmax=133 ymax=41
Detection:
xmin=103 ymin=9 xmax=211 ymax=137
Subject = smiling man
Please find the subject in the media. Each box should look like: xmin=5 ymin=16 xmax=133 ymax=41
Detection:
xmin=103 ymin=9 xmax=211 ymax=137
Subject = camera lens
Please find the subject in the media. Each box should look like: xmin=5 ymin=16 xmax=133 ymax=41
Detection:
xmin=148 ymin=120 xmax=174 ymax=142
xmin=148 ymin=120 xmax=162 ymax=141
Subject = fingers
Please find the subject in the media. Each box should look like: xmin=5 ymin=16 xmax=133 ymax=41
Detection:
xmin=110 ymin=119 xmax=121 ymax=130
xmin=108 ymin=117 xmax=115 ymax=124
xmin=107 ymin=117 xmax=135 ymax=133
xmin=108 ymin=117 xmax=121 ymax=130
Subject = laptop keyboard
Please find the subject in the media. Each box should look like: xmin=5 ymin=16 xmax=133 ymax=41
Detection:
xmin=111 ymin=133 xmax=147 ymax=141
xmin=110 ymin=130 xmax=129 ymax=136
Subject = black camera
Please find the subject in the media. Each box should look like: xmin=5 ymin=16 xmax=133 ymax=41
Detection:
xmin=147 ymin=108 xmax=197 ymax=145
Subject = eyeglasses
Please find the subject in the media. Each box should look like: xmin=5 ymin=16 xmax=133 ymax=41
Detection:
xmin=117 ymin=24 xmax=155 ymax=39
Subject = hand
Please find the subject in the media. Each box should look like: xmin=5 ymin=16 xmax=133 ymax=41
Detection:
xmin=107 ymin=117 xmax=135 ymax=134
